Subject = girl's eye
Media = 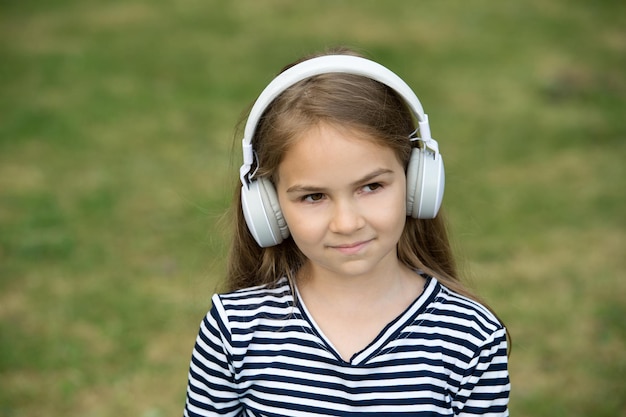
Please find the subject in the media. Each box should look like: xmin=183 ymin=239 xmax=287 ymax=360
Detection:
xmin=363 ymin=183 xmax=383 ymax=193
xmin=302 ymin=193 xmax=325 ymax=203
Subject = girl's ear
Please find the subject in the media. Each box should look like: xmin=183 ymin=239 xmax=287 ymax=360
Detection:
xmin=241 ymin=177 xmax=290 ymax=247
xmin=405 ymin=147 xmax=445 ymax=219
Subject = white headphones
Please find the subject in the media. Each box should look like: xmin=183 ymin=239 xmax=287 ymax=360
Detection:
xmin=239 ymin=55 xmax=445 ymax=247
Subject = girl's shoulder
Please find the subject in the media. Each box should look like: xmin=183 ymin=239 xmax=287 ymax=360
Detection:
xmin=211 ymin=277 xmax=295 ymax=316
xmin=427 ymin=276 xmax=505 ymax=339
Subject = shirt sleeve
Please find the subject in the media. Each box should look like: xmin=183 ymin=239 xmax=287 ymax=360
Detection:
xmin=184 ymin=295 xmax=242 ymax=417
xmin=452 ymin=327 xmax=510 ymax=416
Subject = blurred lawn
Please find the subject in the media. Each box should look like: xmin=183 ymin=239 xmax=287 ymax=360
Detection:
xmin=1 ymin=1 xmax=624 ymax=416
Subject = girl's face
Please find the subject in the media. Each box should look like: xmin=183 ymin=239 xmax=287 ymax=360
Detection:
xmin=276 ymin=123 xmax=407 ymax=282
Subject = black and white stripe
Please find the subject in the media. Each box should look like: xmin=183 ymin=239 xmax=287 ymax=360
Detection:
xmin=184 ymin=276 xmax=509 ymax=416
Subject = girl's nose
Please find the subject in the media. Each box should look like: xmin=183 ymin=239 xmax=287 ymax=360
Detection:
xmin=329 ymin=200 xmax=365 ymax=234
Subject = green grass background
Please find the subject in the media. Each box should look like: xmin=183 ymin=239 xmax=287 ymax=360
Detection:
xmin=1 ymin=1 xmax=624 ymax=416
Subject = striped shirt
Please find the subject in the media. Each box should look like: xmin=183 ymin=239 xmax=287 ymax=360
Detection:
xmin=184 ymin=276 xmax=510 ymax=416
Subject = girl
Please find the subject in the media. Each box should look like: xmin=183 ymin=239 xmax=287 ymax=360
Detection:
xmin=184 ymin=48 xmax=510 ymax=416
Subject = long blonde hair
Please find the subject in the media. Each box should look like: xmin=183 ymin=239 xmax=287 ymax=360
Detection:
xmin=225 ymin=48 xmax=493 ymax=317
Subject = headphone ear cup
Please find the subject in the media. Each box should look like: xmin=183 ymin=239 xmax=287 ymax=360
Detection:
xmin=241 ymin=178 xmax=290 ymax=247
xmin=406 ymin=147 xmax=445 ymax=219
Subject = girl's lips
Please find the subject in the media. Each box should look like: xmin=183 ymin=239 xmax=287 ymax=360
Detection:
xmin=330 ymin=240 xmax=372 ymax=255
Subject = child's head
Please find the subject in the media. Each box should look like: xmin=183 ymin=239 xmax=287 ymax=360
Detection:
xmin=227 ymin=48 xmax=455 ymax=292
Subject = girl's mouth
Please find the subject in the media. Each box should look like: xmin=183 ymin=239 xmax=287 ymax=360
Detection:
xmin=330 ymin=240 xmax=372 ymax=255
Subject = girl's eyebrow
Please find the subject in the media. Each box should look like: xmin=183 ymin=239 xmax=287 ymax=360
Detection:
xmin=285 ymin=168 xmax=394 ymax=194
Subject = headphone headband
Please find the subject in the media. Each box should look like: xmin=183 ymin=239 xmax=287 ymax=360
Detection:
xmin=240 ymin=55 xmax=437 ymax=187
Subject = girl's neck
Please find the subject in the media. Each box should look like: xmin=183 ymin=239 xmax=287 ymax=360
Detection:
xmin=296 ymin=259 xmax=423 ymax=311
xmin=295 ymin=258 xmax=427 ymax=362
